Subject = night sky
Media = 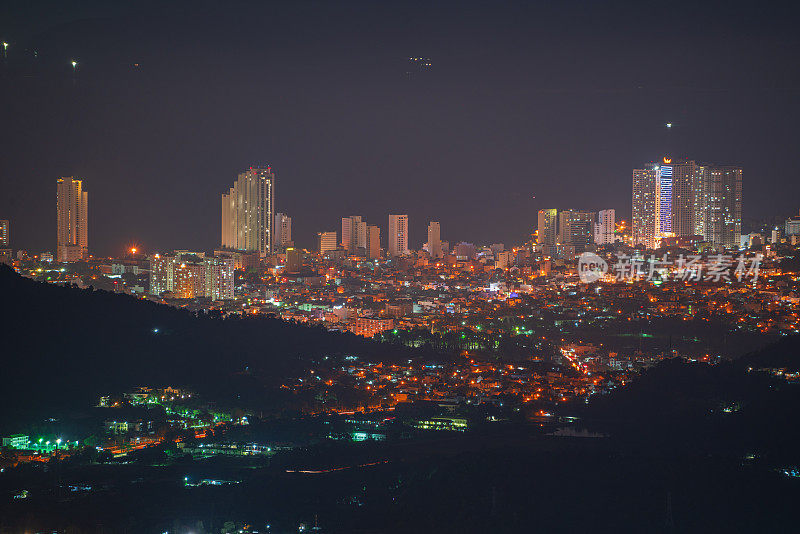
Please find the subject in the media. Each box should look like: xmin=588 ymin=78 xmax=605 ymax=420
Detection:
xmin=1 ymin=0 xmax=799 ymax=256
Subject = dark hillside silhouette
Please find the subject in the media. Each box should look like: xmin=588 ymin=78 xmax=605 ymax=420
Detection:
xmin=0 ymin=265 xmax=420 ymax=430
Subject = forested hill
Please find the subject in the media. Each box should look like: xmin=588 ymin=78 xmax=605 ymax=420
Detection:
xmin=0 ymin=265 xmax=415 ymax=431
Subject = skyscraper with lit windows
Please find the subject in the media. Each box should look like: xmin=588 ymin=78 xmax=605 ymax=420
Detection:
xmin=56 ymin=177 xmax=88 ymax=262
xmin=0 ymin=219 xmax=9 ymax=247
xmin=341 ymin=216 xmax=366 ymax=254
xmin=632 ymin=167 xmax=658 ymax=249
xmin=427 ymin=221 xmax=442 ymax=259
xmin=702 ymin=165 xmax=742 ymax=248
xmin=537 ymin=209 xmax=558 ymax=256
xmin=221 ymin=167 xmax=274 ymax=255
xmin=317 ymin=231 xmax=338 ymax=254
xmin=557 ymin=210 xmax=594 ymax=255
xmin=366 ymin=225 xmax=381 ymax=259
xmin=668 ymin=159 xmax=697 ymax=237
xmin=634 ymin=159 xmax=741 ymax=249
xmin=274 ymin=212 xmax=292 ymax=252
xmin=594 ymin=209 xmax=615 ymax=245
xmin=388 ymin=214 xmax=409 ymax=257
xmin=656 ymin=163 xmax=673 ymax=237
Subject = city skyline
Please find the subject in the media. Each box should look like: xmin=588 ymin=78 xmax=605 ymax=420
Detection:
xmin=2 ymin=2 xmax=800 ymax=530
xmin=0 ymin=154 xmax=751 ymax=260
xmin=2 ymin=1 xmax=799 ymax=255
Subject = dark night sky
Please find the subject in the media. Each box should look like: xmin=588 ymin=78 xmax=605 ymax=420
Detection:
xmin=1 ymin=0 xmax=799 ymax=256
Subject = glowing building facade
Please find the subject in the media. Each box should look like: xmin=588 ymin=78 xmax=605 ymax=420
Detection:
xmin=656 ymin=164 xmax=673 ymax=238
xmin=557 ymin=210 xmax=595 ymax=256
xmin=0 ymin=219 xmax=9 ymax=247
xmin=537 ymin=209 xmax=558 ymax=256
xmin=318 ymin=231 xmax=338 ymax=254
xmin=366 ymin=225 xmax=381 ymax=259
xmin=221 ymin=168 xmax=274 ymax=255
xmin=388 ymin=214 xmax=409 ymax=257
xmin=427 ymin=221 xmax=442 ymax=259
xmin=669 ymin=160 xmax=698 ymax=238
xmin=342 ymin=216 xmax=366 ymax=254
xmin=634 ymin=159 xmax=742 ymax=249
xmin=274 ymin=212 xmax=292 ymax=252
xmin=56 ymin=177 xmax=88 ymax=262
xmin=594 ymin=209 xmax=615 ymax=245
xmin=703 ymin=166 xmax=742 ymax=248
xmin=632 ymin=168 xmax=658 ymax=249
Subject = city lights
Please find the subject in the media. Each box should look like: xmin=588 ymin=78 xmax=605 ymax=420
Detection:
xmin=0 ymin=3 xmax=797 ymax=529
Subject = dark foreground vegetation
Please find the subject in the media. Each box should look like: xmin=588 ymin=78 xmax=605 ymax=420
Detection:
xmin=0 ymin=265 xmax=420 ymax=429
xmin=2 ymin=266 xmax=800 ymax=532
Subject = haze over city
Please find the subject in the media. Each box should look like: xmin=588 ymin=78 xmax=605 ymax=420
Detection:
xmin=2 ymin=0 xmax=800 ymax=255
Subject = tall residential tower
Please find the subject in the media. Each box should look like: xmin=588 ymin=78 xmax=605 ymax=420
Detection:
xmin=0 ymin=220 xmax=8 ymax=247
xmin=557 ymin=210 xmax=595 ymax=255
xmin=341 ymin=215 xmax=366 ymax=254
xmin=632 ymin=167 xmax=659 ymax=249
xmin=427 ymin=221 xmax=442 ymax=259
xmin=274 ymin=212 xmax=292 ymax=251
xmin=318 ymin=231 xmax=338 ymax=254
xmin=388 ymin=214 xmax=409 ymax=257
xmin=366 ymin=225 xmax=381 ymax=259
xmin=56 ymin=177 xmax=88 ymax=262
xmin=594 ymin=209 xmax=615 ymax=245
xmin=633 ymin=159 xmax=742 ymax=249
xmin=221 ymin=167 xmax=275 ymax=255
xmin=702 ymin=165 xmax=742 ymax=248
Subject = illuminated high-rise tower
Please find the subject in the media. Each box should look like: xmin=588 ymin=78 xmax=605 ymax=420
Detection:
xmin=317 ymin=231 xmax=338 ymax=254
xmin=557 ymin=210 xmax=595 ymax=254
xmin=341 ymin=215 xmax=366 ymax=254
xmin=656 ymin=163 xmax=673 ymax=238
xmin=427 ymin=221 xmax=442 ymax=259
xmin=366 ymin=225 xmax=381 ymax=259
xmin=274 ymin=212 xmax=292 ymax=251
xmin=221 ymin=167 xmax=274 ymax=255
xmin=537 ymin=209 xmax=558 ymax=256
xmin=701 ymin=165 xmax=742 ymax=248
xmin=388 ymin=214 xmax=408 ymax=257
xmin=634 ymin=159 xmax=682 ymax=248
xmin=594 ymin=209 xmax=615 ymax=245
xmin=0 ymin=219 xmax=9 ymax=247
xmin=56 ymin=177 xmax=88 ymax=262
xmin=667 ymin=159 xmax=698 ymax=237
xmin=632 ymin=167 xmax=658 ymax=249
xmin=635 ymin=159 xmax=742 ymax=249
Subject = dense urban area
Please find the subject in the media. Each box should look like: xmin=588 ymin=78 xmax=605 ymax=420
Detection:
xmin=3 ymin=3 xmax=800 ymax=529
xmin=1 ymin=176 xmax=800 ymax=530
